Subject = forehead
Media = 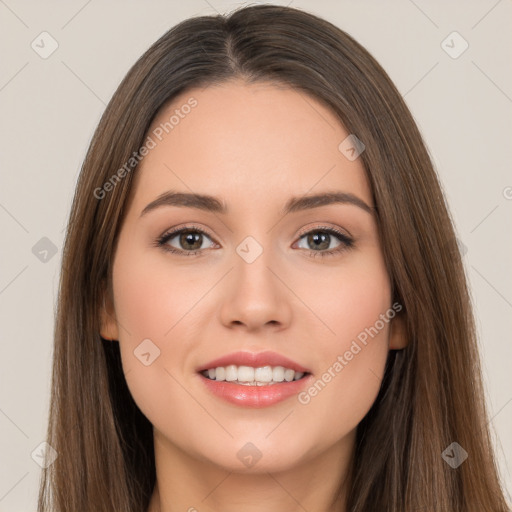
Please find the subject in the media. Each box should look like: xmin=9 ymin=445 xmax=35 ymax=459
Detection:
xmin=130 ymin=79 xmax=371 ymax=213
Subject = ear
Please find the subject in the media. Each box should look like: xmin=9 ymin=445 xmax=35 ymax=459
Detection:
xmin=388 ymin=312 xmax=408 ymax=350
xmin=99 ymin=285 xmax=119 ymax=341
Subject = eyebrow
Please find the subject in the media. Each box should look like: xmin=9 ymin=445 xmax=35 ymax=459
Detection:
xmin=140 ymin=190 xmax=375 ymax=217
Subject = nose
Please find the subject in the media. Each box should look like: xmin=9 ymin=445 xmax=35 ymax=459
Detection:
xmin=218 ymin=248 xmax=293 ymax=332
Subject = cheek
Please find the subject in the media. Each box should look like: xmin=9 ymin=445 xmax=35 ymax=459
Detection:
xmin=112 ymin=246 xmax=199 ymax=342
xmin=110 ymin=247 xmax=188 ymax=415
xmin=295 ymin=251 xmax=392 ymax=432
xmin=305 ymin=249 xmax=391 ymax=347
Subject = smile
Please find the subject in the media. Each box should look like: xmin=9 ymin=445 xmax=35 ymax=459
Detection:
xmin=200 ymin=364 xmax=309 ymax=385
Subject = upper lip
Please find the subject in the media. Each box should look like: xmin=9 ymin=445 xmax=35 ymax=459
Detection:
xmin=197 ymin=350 xmax=311 ymax=374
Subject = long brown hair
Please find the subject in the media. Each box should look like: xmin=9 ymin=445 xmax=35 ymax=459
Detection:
xmin=38 ymin=4 xmax=510 ymax=511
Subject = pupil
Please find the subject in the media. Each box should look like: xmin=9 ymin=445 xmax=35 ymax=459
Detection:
xmin=310 ymin=232 xmax=329 ymax=250
xmin=182 ymin=232 xmax=201 ymax=250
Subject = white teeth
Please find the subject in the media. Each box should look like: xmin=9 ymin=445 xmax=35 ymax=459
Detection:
xmin=254 ymin=366 xmax=273 ymax=382
xmin=237 ymin=365 xmax=255 ymax=382
xmin=201 ymin=364 xmax=307 ymax=384
xmin=284 ymin=368 xmax=295 ymax=382
xmin=225 ymin=365 xmax=237 ymax=381
xmin=272 ymin=366 xmax=285 ymax=382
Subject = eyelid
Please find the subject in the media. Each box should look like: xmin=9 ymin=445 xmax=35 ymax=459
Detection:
xmin=156 ymin=222 xmax=354 ymax=256
xmin=296 ymin=223 xmax=352 ymax=239
xmin=157 ymin=223 xmax=218 ymax=246
xmin=158 ymin=222 xmax=351 ymax=243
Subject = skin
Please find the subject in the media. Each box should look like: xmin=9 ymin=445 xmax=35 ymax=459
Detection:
xmin=100 ymin=79 xmax=408 ymax=512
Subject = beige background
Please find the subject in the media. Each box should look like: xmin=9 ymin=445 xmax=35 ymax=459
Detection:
xmin=0 ymin=0 xmax=511 ymax=509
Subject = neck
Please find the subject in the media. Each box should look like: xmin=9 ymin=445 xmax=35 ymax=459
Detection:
xmin=147 ymin=429 xmax=354 ymax=512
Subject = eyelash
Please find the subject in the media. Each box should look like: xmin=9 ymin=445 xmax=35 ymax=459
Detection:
xmin=154 ymin=224 xmax=354 ymax=259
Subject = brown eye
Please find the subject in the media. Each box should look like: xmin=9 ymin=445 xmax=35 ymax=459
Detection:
xmin=295 ymin=227 xmax=354 ymax=258
xmin=176 ymin=230 xmax=204 ymax=251
xmin=156 ymin=226 xmax=216 ymax=256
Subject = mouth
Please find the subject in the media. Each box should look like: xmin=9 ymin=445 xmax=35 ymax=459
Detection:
xmin=199 ymin=365 xmax=311 ymax=386
xmin=197 ymin=366 xmax=313 ymax=408
xmin=195 ymin=350 xmax=313 ymax=407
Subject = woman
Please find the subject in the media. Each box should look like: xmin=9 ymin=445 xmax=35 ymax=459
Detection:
xmin=37 ymin=4 xmax=510 ymax=511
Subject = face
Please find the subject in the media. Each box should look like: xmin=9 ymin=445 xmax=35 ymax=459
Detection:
xmin=101 ymin=79 xmax=407 ymax=474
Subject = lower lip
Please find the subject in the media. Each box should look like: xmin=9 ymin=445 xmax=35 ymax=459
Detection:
xmin=198 ymin=373 xmax=313 ymax=408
